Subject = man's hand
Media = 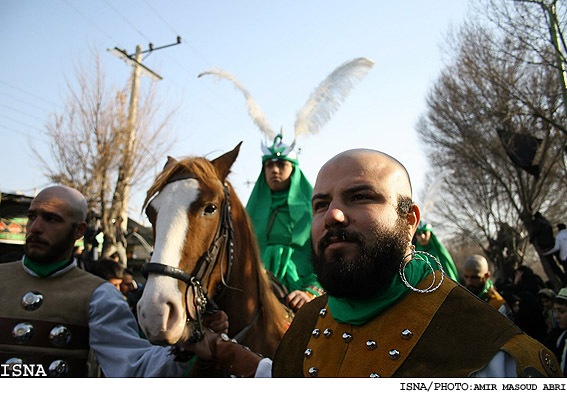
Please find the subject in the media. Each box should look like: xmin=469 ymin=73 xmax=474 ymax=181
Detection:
xmin=203 ymin=310 xmax=229 ymax=334
xmin=181 ymin=329 xmax=221 ymax=360
xmin=286 ymin=290 xmax=312 ymax=312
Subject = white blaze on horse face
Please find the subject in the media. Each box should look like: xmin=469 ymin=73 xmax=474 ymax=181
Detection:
xmin=137 ymin=179 xmax=199 ymax=345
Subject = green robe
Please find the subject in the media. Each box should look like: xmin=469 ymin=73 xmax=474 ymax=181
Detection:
xmin=414 ymin=230 xmax=460 ymax=282
xmin=246 ymin=164 xmax=322 ymax=295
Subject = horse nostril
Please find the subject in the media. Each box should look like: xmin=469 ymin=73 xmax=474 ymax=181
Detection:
xmin=166 ymin=301 xmax=181 ymax=330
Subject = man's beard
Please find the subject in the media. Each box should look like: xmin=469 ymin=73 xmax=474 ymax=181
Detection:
xmin=24 ymin=226 xmax=76 ymax=264
xmin=311 ymin=218 xmax=409 ymax=299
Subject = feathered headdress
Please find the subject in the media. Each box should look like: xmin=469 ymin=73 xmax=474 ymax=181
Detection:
xmin=198 ymin=57 xmax=375 ymax=159
xmin=417 ymin=169 xmax=455 ymax=231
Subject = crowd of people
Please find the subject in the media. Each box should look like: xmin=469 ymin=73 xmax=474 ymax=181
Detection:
xmin=1 ymin=142 xmax=565 ymax=378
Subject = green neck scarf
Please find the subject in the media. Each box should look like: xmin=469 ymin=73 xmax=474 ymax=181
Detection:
xmin=477 ymin=278 xmax=494 ymax=299
xmin=24 ymin=255 xmax=74 ymax=278
xmin=328 ymin=257 xmax=435 ymax=326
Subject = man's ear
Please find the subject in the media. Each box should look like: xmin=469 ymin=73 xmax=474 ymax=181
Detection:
xmin=74 ymin=221 xmax=87 ymax=240
xmin=407 ymin=204 xmax=421 ymax=238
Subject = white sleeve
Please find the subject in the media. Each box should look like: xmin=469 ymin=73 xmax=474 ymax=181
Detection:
xmin=88 ymin=282 xmax=190 ymax=377
xmin=469 ymin=351 xmax=518 ymax=378
xmin=254 ymin=358 xmax=273 ymax=378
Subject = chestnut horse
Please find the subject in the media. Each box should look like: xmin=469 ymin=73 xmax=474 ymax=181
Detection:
xmin=136 ymin=143 xmax=291 ymax=361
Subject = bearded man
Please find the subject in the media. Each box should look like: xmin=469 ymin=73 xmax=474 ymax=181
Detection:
xmin=184 ymin=149 xmax=561 ymax=378
xmin=0 ymin=186 xmax=225 ymax=377
xmin=463 ymin=254 xmax=513 ymax=319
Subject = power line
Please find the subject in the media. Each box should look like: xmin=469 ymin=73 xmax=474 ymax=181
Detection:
xmin=62 ymin=0 xmax=117 ymax=43
xmin=0 ymin=91 xmax=54 ymax=114
xmin=0 ymin=124 xmax=49 ymax=144
xmin=0 ymin=103 xmax=48 ymax=122
xmin=0 ymin=80 xmax=60 ymax=109
xmin=0 ymin=113 xmax=46 ymax=134
xmin=142 ymin=0 xmax=179 ymax=36
xmin=103 ymin=0 xmax=152 ymax=42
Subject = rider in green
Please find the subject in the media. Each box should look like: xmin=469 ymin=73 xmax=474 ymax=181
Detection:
xmin=413 ymin=221 xmax=460 ymax=282
xmin=246 ymin=135 xmax=323 ymax=311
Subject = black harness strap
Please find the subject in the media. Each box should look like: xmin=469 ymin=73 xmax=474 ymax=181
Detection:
xmin=142 ymin=174 xmax=235 ymax=343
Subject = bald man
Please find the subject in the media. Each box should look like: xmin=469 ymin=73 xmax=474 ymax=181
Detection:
xmin=184 ymin=149 xmax=561 ymax=378
xmin=0 ymin=186 xmax=193 ymax=377
xmin=463 ymin=254 xmax=512 ymax=318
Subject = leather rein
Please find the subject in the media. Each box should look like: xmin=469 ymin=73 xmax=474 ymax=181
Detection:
xmin=141 ymin=173 xmax=235 ymax=343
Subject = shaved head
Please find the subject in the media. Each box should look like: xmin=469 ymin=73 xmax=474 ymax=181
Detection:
xmin=320 ymin=149 xmax=413 ymax=200
xmin=463 ymin=255 xmax=490 ymax=294
xmin=25 ymin=186 xmax=88 ymax=264
xmin=35 ymin=186 xmax=88 ymax=223
xmin=464 ymin=255 xmax=489 ymax=275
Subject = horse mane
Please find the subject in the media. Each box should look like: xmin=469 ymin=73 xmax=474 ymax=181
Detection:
xmin=144 ymin=156 xmax=224 ymax=210
xmin=227 ymin=183 xmax=291 ymax=337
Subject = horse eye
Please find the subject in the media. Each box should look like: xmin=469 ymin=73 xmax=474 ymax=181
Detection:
xmin=203 ymin=204 xmax=217 ymax=215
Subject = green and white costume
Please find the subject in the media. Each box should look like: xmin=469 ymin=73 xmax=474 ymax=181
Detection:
xmin=246 ymin=137 xmax=322 ymax=296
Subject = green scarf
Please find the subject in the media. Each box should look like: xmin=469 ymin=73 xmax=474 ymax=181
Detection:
xmin=477 ymin=278 xmax=494 ymax=299
xmin=328 ymin=257 xmax=436 ymax=326
xmin=24 ymin=255 xmax=74 ymax=277
xmin=414 ymin=229 xmax=459 ymax=282
xmin=246 ymin=162 xmax=319 ymax=292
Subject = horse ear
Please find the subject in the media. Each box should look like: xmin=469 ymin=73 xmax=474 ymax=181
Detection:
xmin=212 ymin=142 xmax=242 ymax=181
xmin=163 ymin=156 xmax=177 ymax=171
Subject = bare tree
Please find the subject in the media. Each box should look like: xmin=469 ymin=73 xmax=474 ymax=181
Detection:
xmin=35 ymin=47 xmax=176 ymax=265
xmin=417 ymin=2 xmax=567 ymax=289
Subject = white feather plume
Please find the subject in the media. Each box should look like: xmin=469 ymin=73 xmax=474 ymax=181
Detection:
xmin=293 ymin=57 xmax=375 ymax=140
xmin=198 ymin=68 xmax=276 ymax=140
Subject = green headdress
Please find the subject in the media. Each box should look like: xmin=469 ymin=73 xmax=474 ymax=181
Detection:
xmin=261 ymin=133 xmax=299 ymax=165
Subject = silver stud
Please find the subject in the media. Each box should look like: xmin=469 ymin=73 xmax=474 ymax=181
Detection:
xmin=323 ymin=328 xmax=332 ymax=338
xmin=389 ymin=349 xmax=400 ymax=360
xmin=319 ymin=308 xmax=327 ymax=318
xmin=304 ymin=348 xmax=313 ymax=358
xmin=50 ymin=325 xmax=72 ymax=347
xmin=369 ymin=372 xmax=381 ymax=378
xmin=342 ymin=332 xmax=353 ymax=343
xmin=401 ymin=329 xmax=413 ymax=339
xmin=48 ymin=360 xmax=69 ymax=377
xmin=4 ymin=358 xmax=23 ymax=373
xmin=12 ymin=322 xmax=34 ymax=344
xmin=308 ymin=366 xmax=318 ymax=377
xmin=312 ymin=328 xmax=320 ymax=338
xmin=21 ymin=292 xmax=43 ymax=311
xmin=366 ymin=340 xmax=377 ymax=350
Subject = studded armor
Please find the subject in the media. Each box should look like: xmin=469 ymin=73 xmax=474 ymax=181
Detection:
xmin=0 ymin=261 xmax=105 ymax=377
xmin=272 ymin=274 xmax=562 ymax=377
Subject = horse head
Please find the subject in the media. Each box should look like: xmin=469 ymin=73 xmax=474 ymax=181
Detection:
xmin=137 ymin=143 xmax=242 ymax=346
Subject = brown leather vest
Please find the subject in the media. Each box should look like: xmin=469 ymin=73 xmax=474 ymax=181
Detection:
xmin=0 ymin=261 xmax=105 ymax=377
xmin=272 ymin=275 xmax=561 ymax=378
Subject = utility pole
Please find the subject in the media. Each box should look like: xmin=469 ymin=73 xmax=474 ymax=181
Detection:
xmin=104 ymin=37 xmax=181 ymax=266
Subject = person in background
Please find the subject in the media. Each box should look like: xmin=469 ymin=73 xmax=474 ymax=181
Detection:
xmin=246 ymin=135 xmax=324 ymax=311
xmin=463 ymin=254 xmax=513 ymax=319
xmin=552 ymin=288 xmax=567 ymax=375
xmin=538 ymin=288 xmax=558 ymax=335
xmin=88 ymin=257 xmax=124 ymax=291
xmin=413 ymin=221 xmax=459 ymax=282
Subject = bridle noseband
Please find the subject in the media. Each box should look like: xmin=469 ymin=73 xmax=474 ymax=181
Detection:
xmin=141 ymin=173 xmax=235 ymax=343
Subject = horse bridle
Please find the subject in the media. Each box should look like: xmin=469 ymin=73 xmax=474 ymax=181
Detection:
xmin=141 ymin=173 xmax=235 ymax=343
